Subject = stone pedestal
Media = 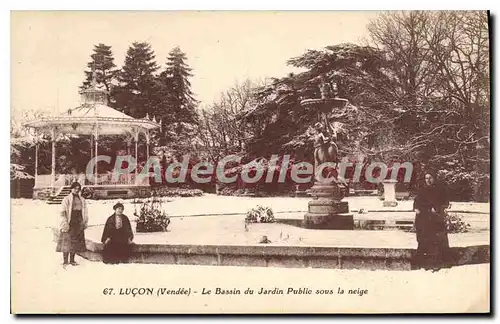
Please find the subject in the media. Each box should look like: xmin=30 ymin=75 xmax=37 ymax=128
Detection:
xmin=382 ymin=179 xmax=398 ymax=207
xmin=304 ymin=182 xmax=353 ymax=230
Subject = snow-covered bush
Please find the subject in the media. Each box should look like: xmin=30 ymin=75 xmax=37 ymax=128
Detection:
xmin=245 ymin=205 xmax=275 ymax=223
xmin=445 ymin=211 xmax=471 ymax=233
xmin=150 ymin=187 xmax=203 ymax=197
xmin=134 ymin=197 xmax=171 ymax=233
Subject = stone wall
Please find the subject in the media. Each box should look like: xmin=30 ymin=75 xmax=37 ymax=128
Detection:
xmin=52 ymin=229 xmax=489 ymax=271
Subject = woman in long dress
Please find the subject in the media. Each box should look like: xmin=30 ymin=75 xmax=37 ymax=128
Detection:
xmin=101 ymin=202 xmax=134 ymax=264
xmin=56 ymin=182 xmax=88 ymax=266
xmin=413 ymin=171 xmax=451 ymax=271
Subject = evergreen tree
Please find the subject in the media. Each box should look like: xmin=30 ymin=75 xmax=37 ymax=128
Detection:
xmin=159 ymin=47 xmax=198 ymax=125
xmin=155 ymin=47 xmax=198 ymax=148
xmin=114 ymin=42 xmax=159 ymax=118
xmin=80 ymin=43 xmax=118 ymax=103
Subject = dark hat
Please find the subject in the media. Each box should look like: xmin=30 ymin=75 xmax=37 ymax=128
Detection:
xmin=113 ymin=202 xmax=124 ymax=210
xmin=70 ymin=182 xmax=82 ymax=189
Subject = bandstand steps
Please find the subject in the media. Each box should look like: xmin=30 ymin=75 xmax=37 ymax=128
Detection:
xmin=46 ymin=187 xmax=71 ymax=204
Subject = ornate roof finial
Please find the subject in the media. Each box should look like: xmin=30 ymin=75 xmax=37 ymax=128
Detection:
xmin=153 ymin=115 xmax=157 ymax=123
xmin=145 ymin=113 xmax=149 ymax=120
xmin=90 ymin=61 xmax=98 ymax=88
xmin=91 ymin=71 xmax=97 ymax=87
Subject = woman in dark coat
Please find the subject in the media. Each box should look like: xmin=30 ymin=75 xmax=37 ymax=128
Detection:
xmin=413 ymin=171 xmax=451 ymax=271
xmin=101 ymin=202 xmax=134 ymax=264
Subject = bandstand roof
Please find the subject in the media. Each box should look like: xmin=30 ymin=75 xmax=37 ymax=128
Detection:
xmin=24 ymin=103 xmax=160 ymax=136
xmin=23 ymin=73 xmax=161 ymax=136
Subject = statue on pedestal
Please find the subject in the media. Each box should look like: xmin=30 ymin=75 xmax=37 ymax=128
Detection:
xmin=299 ymin=76 xmax=354 ymax=229
xmin=312 ymin=121 xmax=339 ymax=180
xmin=310 ymin=78 xmax=349 ymax=181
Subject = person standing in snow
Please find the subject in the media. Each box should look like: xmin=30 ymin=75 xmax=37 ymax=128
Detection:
xmin=56 ymin=182 xmax=88 ymax=266
xmin=413 ymin=170 xmax=451 ymax=271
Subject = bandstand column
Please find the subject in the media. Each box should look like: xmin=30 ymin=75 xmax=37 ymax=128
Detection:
xmin=50 ymin=127 xmax=56 ymax=194
xmin=134 ymin=129 xmax=139 ymax=185
xmin=90 ymin=134 xmax=94 ymax=161
xmin=126 ymin=136 xmax=132 ymax=185
xmin=94 ymin=127 xmax=99 ymax=184
xmin=145 ymin=130 xmax=150 ymax=187
xmin=89 ymin=134 xmax=94 ymax=186
xmin=34 ymin=130 xmax=38 ymax=188
xmin=146 ymin=130 xmax=150 ymax=160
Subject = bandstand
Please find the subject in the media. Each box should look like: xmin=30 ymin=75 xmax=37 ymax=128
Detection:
xmin=24 ymin=74 xmax=160 ymax=202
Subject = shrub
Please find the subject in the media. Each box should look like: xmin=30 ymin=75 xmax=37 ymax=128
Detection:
xmin=245 ymin=205 xmax=275 ymax=223
xmin=439 ymin=168 xmax=489 ymax=202
xmin=445 ymin=211 xmax=471 ymax=233
xmin=439 ymin=169 xmax=475 ymax=201
xmin=81 ymin=187 xmax=94 ymax=199
xmin=134 ymin=197 xmax=171 ymax=233
xmin=407 ymin=211 xmax=471 ymax=234
xmin=150 ymin=187 xmax=204 ymax=197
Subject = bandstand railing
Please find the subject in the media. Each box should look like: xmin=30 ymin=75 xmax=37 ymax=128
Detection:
xmin=34 ymin=173 xmax=150 ymax=189
xmin=34 ymin=174 xmax=53 ymax=188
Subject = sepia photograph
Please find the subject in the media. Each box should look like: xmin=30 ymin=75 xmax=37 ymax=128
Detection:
xmin=10 ymin=10 xmax=490 ymax=314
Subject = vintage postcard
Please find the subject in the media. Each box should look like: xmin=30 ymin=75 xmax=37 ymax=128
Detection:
xmin=10 ymin=10 xmax=490 ymax=314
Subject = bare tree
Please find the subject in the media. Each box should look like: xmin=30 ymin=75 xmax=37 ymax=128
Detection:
xmin=368 ymin=11 xmax=439 ymax=103
xmin=424 ymin=11 xmax=490 ymax=200
xmin=367 ymin=10 xmax=490 ymax=200
xmin=11 ymin=110 xmax=49 ymax=180
xmin=425 ymin=11 xmax=490 ymax=154
xmin=197 ymin=79 xmax=264 ymax=163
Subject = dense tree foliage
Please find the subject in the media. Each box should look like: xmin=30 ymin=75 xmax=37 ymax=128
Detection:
xmin=114 ymin=42 xmax=160 ymax=119
xmin=155 ymin=47 xmax=199 ymax=152
xmin=80 ymin=43 xmax=118 ymax=104
xmin=13 ymin=11 xmax=489 ymax=201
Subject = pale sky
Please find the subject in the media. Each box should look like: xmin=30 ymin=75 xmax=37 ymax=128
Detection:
xmin=11 ymin=11 xmax=380 ymax=120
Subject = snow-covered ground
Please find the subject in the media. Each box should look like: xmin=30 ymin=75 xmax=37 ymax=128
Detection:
xmin=11 ymin=195 xmax=491 ymax=313
xmin=11 ymin=195 xmax=489 ymax=248
xmin=11 ymin=226 xmax=490 ymax=314
xmin=81 ymin=217 xmax=488 ymax=248
xmin=10 ymin=194 xmax=490 ymax=230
